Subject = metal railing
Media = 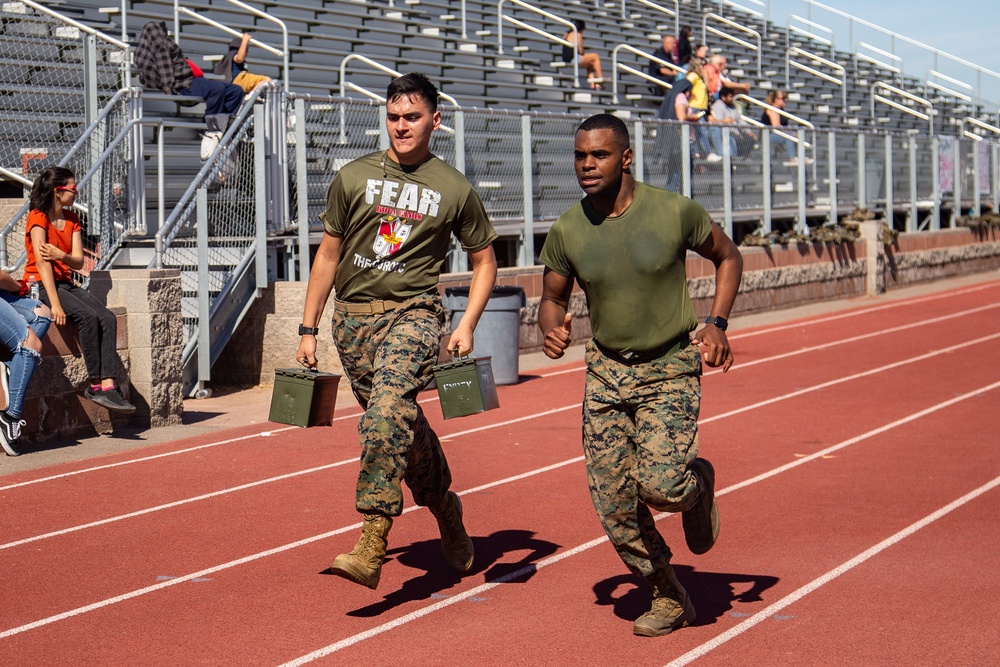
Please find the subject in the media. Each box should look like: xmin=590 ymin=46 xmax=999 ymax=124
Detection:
xmin=854 ymin=42 xmax=902 ymax=77
xmin=497 ymin=0 xmax=579 ymax=85
xmin=871 ymin=81 xmax=934 ymax=135
xmin=786 ymin=14 xmax=834 ymax=56
xmin=786 ymin=46 xmax=846 ymax=109
xmin=624 ymin=0 xmax=679 ymax=39
xmin=709 ymin=0 xmax=767 ymax=20
xmin=925 ymin=71 xmax=973 ymax=104
xmin=1 ymin=87 xmax=142 ymax=274
xmin=611 ymin=44 xmax=679 ymax=104
xmin=804 ymin=0 xmax=1000 ymax=112
xmin=702 ymin=13 xmax=762 ymax=78
xmin=174 ymin=4 xmax=289 ymax=92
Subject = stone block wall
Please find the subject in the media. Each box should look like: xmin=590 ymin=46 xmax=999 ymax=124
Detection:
xmin=215 ymin=227 xmax=1000 ymax=386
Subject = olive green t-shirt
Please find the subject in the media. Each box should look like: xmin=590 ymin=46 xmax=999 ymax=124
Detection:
xmin=539 ymin=181 xmax=713 ymax=355
xmin=320 ymin=151 xmax=497 ymax=301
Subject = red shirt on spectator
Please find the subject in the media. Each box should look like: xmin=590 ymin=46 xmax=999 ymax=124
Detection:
xmin=24 ymin=209 xmax=81 ymax=283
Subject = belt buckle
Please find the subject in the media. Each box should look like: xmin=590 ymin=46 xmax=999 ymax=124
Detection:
xmin=621 ymin=351 xmax=638 ymax=361
xmin=369 ymin=301 xmax=385 ymax=314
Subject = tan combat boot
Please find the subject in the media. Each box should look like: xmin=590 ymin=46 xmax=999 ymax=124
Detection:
xmin=330 ymin=513 xmax=393 ymax=590
xmin=633 ymin=566 xmax=697 ymax=637
xmin=429 ymin=491 xmax=474 ymax=573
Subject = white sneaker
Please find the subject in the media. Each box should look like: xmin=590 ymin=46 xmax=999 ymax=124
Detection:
xmin=783 ymin=158 xmax=799 ymax=167
xmin=706 ymin=153 xmax=723 ymax=163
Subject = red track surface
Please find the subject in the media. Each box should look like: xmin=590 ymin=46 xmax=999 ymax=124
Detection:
xmin=3 ymin=279 xmax=999 ymax=665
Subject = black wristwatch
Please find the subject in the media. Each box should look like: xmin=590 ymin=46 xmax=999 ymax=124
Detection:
xmin=298 ymin=324 xmax=320 ymax=336
xmin=704 ymin=315 xmax=728 ymax=331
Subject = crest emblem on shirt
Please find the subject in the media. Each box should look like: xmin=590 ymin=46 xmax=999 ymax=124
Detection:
xmin=373 ymin=215 xmax=412 ymax=258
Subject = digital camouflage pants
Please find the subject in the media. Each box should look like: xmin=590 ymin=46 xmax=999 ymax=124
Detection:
xmin=333 ymin=292 xmax=451 ymax=517
xmin=583 ymin=338 xmax=703 ymax=579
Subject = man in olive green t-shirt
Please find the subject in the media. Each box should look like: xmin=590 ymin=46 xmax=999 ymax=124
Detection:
xmin=538 ymin=114 xmax=742 ymax=637
xmin=297 ymin=73 xmax=498 ymax=591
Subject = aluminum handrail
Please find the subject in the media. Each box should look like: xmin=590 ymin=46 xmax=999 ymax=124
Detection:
xmin=0 ymin=87 xmax=138 ymax=247
xmin=714 ymin=0 xmax=766 ymax=20
xmin=735 ymin=94 xmax=814 ymax=130
xmin=738 ymin=115 xmax=807 ymax=147
xmin=626 ymin=0 xmax=679 ymax=38
xmin=959 ymin=117 xmax=1000 ymax=142
xmin=173 ymin=0 xmax=289 ymax=92
xmin=870 ymin=81 xmax=933 ymax=135
xmin=19 ymin=0 xmax=129 ymax=50
xmin=804 ymin=0 xmax=1000 ymax=109
xmin=854 ymin=42 xmax=902 ymax=76
xmin=925 ymin=71 xmax=973 ymax=103
xmin=611 ymin=44 xmax=680 ymax=104
xmin=154 ymin=82 xmax=277 ymax=267
xmin=786 ymin=46 xmax=846 ymax=109
xmin=338 ymin=54 xmax=460 ymax=109
xmin=786 ymin=14 xmax=833 ymax=54
xmin=497 ymin=0 xmax=578 ymax=85
xmin=702 ymin=13 xmax=761 ymax=77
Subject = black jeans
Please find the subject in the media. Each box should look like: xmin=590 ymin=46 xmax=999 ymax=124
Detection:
xmin=41 ymin=283 xmax=118 ymax=380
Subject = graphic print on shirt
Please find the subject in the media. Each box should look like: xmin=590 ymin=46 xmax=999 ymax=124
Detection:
xmin=373 ymin=215 xmax=412 ymax=258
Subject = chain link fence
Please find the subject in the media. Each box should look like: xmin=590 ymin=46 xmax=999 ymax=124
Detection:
xmin=0 ymin=1 xmax=127 ymax=181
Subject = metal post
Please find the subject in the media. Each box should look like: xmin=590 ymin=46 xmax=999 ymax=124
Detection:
xmin=157 ymin=123 xmax=165 ymax=230
xmin=952 ymin=138 xmax=961 ymax=225
xmin=83 ymin=35 xmax=98 ymax=126
xmin=295 ymin=98 xmax=310 ymax=281
xmin=857 ymin=134 xmax=866 ymax=210
xmin=908 ymin=136 xmax=917 ymax=233
xmin=762 ymin=130 xmax=771 ymax=233
xmin=633 ymin=120 xmax=644 ymax=183
xmin=993 ymin=141 xmax=1000 ymax=215
xmin=828 ymin=131 xmax=837 ymax=224
xmin=520 ymin=113 xmax=534 ymax=267
xmin=884 ymin=134 xmax=893 ymax=226
xmin=973 ymin=140 xmax=981 ymax=218
xmin=254 ymin=105 xmax=268 ymax=289
xmin=196 ymin=188 xmax=211 ymax=393
xmin=449 ymin=111 xmax=466 ymax=273
xmin=379 ymin=107 xmax=389 ymax=151
xmin=681 ymin=126 xmax=691 ymax=198
xmin=722 ymin=126 xmax=732 ymax=237
xmin=797 ymin=129 xmax=807 ymax=234
xmin=931 ymin=137 xmax=941 ymax=230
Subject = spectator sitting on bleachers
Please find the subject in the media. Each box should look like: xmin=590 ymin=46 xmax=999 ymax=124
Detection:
xmin=648 ymin=34 xmax=680 ymax=91
xmin=705 ymin=55 xmax=751 ymax=101
xmin=562 ymin=20 xmax=604 ymax=89
xmin=707 ymin=87 xmax=756 ymax=160
xmin=214 ymin=32 xmax=273 ymax=94
xmin=133 ymin=21 xmax=244 ymax=129
xmin=25 ymin=167 xmax=136 ymax=417
xmin=0 ymin=272 xmax=51 ymax=457
xmin=761 ymin=90 xmax=812 ymax=166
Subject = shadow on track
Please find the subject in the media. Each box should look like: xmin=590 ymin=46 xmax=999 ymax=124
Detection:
xmin=342 ymin=528 xmax=560 ymax=617
xmin=592 ymin=566 xmax=780 ymax=626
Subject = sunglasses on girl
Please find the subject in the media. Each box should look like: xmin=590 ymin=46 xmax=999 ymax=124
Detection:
xmin=56 ymin=184 xmax=77 ymax=193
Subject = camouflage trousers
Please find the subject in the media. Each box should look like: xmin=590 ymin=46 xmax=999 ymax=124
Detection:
xmin=333 ymin=292 xmax=451 ymax=517
xmin=582 ymin=337 xmax=703 ymax=578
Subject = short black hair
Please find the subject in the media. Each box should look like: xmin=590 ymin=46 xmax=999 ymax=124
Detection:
xmin=719 ymin=86 xmax=735 ymax=98
xmin=386 ymin=72 xmax=438 ymax=113
xmin=576 ymin=114 xmax=631 ymax=151
xmin=572 ymin=19 xmax=586 ymax=32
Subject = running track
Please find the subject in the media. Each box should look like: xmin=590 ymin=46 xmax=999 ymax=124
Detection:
xmin=2 ymin=278 xmax=999 ymax=665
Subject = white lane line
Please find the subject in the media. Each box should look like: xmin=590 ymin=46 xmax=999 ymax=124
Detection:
xmin=276 ymin=379 xmax=1000 ymax=665
xmin=5 ymin=331 xmax=996 ymax=555
xmin=704 ymin=301 xmax=1000 ymax=376
xmin=4 ymin=381 xmax=996 ymax=644
xmin=665 ymin=473 xmax=1000 ymax=667
xmin=0 ymin=456 xmax=584 ymax=640
xmin=728 ymin=280 xmax=998 ymax=340
xmin=5 ymin=289 xmax=995 ymax=490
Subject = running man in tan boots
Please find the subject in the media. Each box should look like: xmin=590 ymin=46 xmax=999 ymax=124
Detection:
xmin=538 ymin=114 xmax=742 ymax=636
xmin=296 ymin=73 xmax=498 ymax=589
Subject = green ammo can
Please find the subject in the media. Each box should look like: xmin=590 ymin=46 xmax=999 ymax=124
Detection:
xmin=432 ymin=356 xmax=500 ymax=420
xmin=268 ymin=368 xmax=342 ymax=427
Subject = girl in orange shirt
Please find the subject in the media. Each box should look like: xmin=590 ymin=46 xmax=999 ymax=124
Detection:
xmin=25 ymin=167 xmax=134 ymax=414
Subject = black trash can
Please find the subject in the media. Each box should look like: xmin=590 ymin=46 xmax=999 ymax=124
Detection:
xmin=443 ymin=286 xmax=526 ymax=385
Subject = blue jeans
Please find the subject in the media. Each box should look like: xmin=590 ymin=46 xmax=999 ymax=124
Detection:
xmin=709 ymin=126 xmax=738 ymax=157
xmin=773 ymin=133 xmax=796 ymax=159
xmin=0 ymin=295 xmax=44 ymax=419
xmin=0 ymin=291 xmax=50 ymax=339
